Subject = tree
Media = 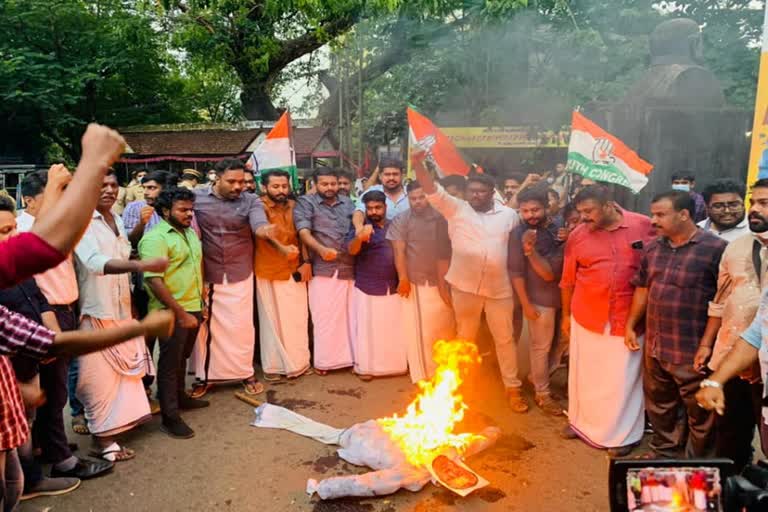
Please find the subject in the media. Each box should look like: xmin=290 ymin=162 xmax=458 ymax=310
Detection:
xmin=326 ymin=0 xmax=763 ymax=155
xmin=0 ymin=0 xmax=198 ymax=161
xmin=161 ymin=0 xmax=389 ymax=120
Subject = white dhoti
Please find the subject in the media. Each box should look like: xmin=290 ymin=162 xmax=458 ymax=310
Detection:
xmin=76 ymin=317 xmax=151 ymax=436
xmin=256 ymin=276 xmax=310 ymax=377
xmin=351 ymin=287 xmax=407 ymax=376
xmin=568 ymin=318 xmax=644 ymax=448
xmin=193 ymin=275 xmax=255 ymax=382
xmin=308 ymin=273 xmax=354 ymax=371
xmin=402 ymin=284 xmax=455 ymax=383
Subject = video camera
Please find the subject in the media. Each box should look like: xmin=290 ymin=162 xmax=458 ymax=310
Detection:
xmin=609 ymin=458 xmax=768 ymax=511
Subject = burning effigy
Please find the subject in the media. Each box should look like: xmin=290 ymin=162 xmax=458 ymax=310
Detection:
xmin=251 ymin=340 xmax=501 ymax=499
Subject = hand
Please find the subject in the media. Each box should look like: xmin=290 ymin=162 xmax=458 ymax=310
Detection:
xmin=624 ymin=329 xmax=640 ymax=351
xmin=19 ymin=379 xmax=46 ymax=408
xmin=139 ymin=257 xmax=169 ymax=273
xmin=696 ymin=386 xmax=725 ymax=416
xmin=357 ymin=224 xmax=373 ymax=243
xmin=141 ymin=310 xmax=175 ymax=339
xmin=139 ymin=206 xmax=155 ymax=226
xmin=522 ymin=304 xmax=541 ymax=321
xmin=282 ymin=244 xmax=300 ymax=262
xmin=318 ymin=247 xmax=338 ymax=262
xmin=522 ymin=229 xmax=537 ymax=255
xmin=80 ymin=123 xmax=126 ymax=169
xmin=47 ymin=163 xmax=72 ymax=189
xmin=694 ymin=345 xmax=713 ymax=372
xmin=522 ymin=173 xmax=542 ymax=188
xmin=556 ymin=227 xmax=569 ymax=243
xmin=297 ymin=262 xmax=312 ymax=282
xmin=178 ymin=311 xmax=199 ymax=330
xmin=397 ymin=278 xmax=411 ymax=298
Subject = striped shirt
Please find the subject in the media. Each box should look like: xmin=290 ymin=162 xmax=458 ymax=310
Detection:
xmin=0 ymin=303 xmax=55 ymax=450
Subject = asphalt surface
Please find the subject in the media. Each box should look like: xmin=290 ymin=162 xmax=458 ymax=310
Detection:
xmin=19 ymin=329 xmax=611 ymax=512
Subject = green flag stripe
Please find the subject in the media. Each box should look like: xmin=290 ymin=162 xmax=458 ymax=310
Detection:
xmin=566 ymin=152 xmax=633 ymax=191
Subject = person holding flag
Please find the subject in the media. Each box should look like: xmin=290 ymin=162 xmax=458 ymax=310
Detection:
xmin=411 ymin=152 xmax=525 ymax=412
xmin=559 ymin=112 xmax=655 ymax=456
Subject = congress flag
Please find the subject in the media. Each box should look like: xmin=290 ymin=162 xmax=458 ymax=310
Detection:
xmin=248 ymin=111 xmax=298 ymax=190
xmin=566 ymin=111 xmax=653 ymax=193
xmin=407 ymin=107 xmax=470 ymax=178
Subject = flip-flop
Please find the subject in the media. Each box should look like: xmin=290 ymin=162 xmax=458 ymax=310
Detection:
xmin=190 ymin=382 xmax=212 ymax=399
xmin=90 ymin=442 xmax=135 ymax=462
xmin=242 ymin=379 xmax=265 ymax=395
xmin=263 ymin=373 xmax=283 ymax=382
xmin=71 ymin=415 xmax=90 ymax=435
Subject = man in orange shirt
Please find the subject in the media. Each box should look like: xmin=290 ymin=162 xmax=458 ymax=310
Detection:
xmin=560 ymin=185 xmax=655 ymax=457
xmin=254 ymin=171 xmax=312 ymax=381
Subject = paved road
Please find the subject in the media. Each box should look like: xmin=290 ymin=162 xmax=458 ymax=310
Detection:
xmin=18 ymin=356 xmax=611 ymax=512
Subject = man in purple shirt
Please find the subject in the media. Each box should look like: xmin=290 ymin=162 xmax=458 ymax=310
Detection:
xmin=346 ymin=191 xmax=406 ymax=381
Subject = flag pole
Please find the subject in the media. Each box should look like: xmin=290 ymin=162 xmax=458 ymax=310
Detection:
xmin=746 ymin=2 xmax=768 ymax=189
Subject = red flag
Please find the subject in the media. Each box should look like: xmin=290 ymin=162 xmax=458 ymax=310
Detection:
xmin=407 ymin=107 xmax=470 ymax=178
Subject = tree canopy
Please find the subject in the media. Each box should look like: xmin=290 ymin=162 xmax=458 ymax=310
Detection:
xmin=0 ymin=0 xmax=763 ymax=160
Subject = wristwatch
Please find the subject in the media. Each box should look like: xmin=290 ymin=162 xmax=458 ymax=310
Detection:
xmin=699 ymin=379 xmax=722 ymax=389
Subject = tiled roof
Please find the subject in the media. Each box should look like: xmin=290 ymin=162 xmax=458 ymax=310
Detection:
xmin=123 ymin=128 xmax=262 ymax=156
xmin=294 ymin=126 xmax=329 ymax=156
xmin=122 ymin=125 xmax=333 ymax=157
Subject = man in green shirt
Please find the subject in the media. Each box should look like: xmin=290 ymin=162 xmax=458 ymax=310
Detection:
xmin=139 ymin=187 xmax=207 ymax=439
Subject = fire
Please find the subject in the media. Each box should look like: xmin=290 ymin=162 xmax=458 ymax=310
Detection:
xmin=377 ymin=340 xmax=483 ymax=468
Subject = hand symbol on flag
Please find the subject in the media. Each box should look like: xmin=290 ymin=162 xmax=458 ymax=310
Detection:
xmin=592 ymin=138 xmax=616 ymax=165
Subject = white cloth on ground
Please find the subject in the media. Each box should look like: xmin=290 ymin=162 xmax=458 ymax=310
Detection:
xmin=256 ymin=276 xmax=310 ymax=377
xmin=351 ymin=287 xmax=407 ymax=376
xmin=193 ymin=274 xmax=255 ymax=382
xmin=307 ymin=272 xmax=354 ymax=371
xmin=402 ymin=284 xmax=455 ymax=383
xmin=76 ymin=316 xmax=151 ymax=436
xmin=568 ymin=317 xmax=645 ymax=448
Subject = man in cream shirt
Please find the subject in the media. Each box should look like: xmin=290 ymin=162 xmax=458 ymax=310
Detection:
xmin=411 ymin=164 xmax=524 ymax=412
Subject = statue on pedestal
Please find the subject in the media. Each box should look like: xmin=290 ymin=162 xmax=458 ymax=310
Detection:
xmin=621 ymin=18 xmax=725 ymax=107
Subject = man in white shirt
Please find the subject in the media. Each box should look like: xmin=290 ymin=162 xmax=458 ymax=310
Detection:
xmin=698 ymin=179 xmax=749 ymax=243
xmin=412 ymin=165 xmax=525 ymax=412
xmin=74 ymin=170 xmax=167 ymax=462
xmin=18 ymin=169 xmax=113 ymax=480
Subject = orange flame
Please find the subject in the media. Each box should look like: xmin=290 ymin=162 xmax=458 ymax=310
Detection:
xmin=377 ymin=340 xmax=483 ymax=468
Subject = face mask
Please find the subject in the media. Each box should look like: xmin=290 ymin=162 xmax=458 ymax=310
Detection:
xmin=671 ymin=183 xmax=691 ymax=192
xmin=755 ymin=231 xmax=768 ymax=241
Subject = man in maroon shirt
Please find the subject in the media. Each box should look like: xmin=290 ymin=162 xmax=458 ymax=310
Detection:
xmin=560 ymin=185 xmax=655 ymax=457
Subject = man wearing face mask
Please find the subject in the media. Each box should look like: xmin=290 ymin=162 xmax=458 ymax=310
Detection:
xmin=671 ymin=172 xmax=707 ymax=223
xmin=698 ymin=179 xmax=749 ymax=242
xmin=693 ymin=179 xmax=768 ymax=470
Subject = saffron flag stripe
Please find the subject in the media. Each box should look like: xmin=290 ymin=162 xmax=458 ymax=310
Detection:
xmin=571 ymin=112 xmax=653 ymax=176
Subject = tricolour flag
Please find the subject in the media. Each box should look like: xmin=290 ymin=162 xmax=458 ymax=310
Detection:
xmin=567 ymin=111 xmax=653 ymax=193
xmin=407 ymin=106 xmax=470 ymax=179
xmin=248 ymin=111 xmax=298 ymax=190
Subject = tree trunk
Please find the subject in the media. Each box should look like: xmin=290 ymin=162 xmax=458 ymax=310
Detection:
xmin=240 ymin=80 xmax=279 ymax=121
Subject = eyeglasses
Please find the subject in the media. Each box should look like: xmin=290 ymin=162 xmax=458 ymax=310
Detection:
xmin=709 ymin=201 xmax=744 ymax=212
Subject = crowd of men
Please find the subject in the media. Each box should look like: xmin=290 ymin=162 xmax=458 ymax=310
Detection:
xmin=1 ymin=122 xmax=768 ymax=511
